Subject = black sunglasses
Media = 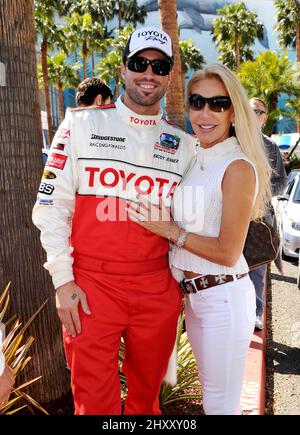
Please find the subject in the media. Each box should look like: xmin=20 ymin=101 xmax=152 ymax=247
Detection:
xmin=126 ymin=56 xmax=172 ymax=76
xmin=189 ymin=94 xmax=232 ymax=112
xmin=253 ymin=108 xmax=267 ymax=116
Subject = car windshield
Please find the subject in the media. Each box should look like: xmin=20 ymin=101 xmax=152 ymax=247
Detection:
xmin=293 ymin=178 xmax=300 ymax=203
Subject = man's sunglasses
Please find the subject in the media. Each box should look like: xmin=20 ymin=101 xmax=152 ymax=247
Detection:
xmin=188 ymin=94 xmax=232 ymax=112
xmin=253 ymin=108 xmax=266 ymax=116
xmin=126 ymin=56 xmax=172 ymax=76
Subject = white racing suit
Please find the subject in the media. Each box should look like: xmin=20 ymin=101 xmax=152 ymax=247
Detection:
xmin=32 ymin=96 xmax=197 ymax=414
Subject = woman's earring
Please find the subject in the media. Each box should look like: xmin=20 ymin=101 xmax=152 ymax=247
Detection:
xmin=231 ymin=121 xmax=235 ymax=127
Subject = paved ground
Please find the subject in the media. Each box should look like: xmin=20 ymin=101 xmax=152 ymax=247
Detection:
xmin=266 ymin=256 xmax=300 ymax=415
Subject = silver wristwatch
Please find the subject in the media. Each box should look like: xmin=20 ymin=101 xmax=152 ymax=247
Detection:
xmin=176 ymin=230 xmax=189 ymax=248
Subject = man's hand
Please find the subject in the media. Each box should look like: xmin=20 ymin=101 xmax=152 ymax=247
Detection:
xmin=0 ymin=364 xmax=15 ymax=407
xmin=55 ymin=281 xmax=91 ymax=337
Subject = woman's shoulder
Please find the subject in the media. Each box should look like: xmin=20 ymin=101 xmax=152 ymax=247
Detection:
xmin=224 ymin=159 xmax=256 ymax=184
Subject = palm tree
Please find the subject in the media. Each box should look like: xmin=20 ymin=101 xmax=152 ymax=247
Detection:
xmin=114 ymin=0 xmax=147 ymax=30
xmin=212 ymin=2 xmax=264 ymax=70
xmin=286 ymin=97 xmax=300 ymax=133
xmin=60 ymin=0 xmax=114 ymax=75
xmin=61 ymin=0 xmax=114 ymax=22
xmin=158 ymin=0 xmax=186 ymax=129
xmin=43 ymin=53 xmax=81 ymax=121
xmin=89 ymin=27 xmax=112 ymax=76
xmin=238 ymin=50 xmax=299 ymax=135
xmin=34 ymin=0 xmax=66 ymax=143
xmin=274 ymin=0 xmax=300 ymax=63
xmin=179 ymin=39 xmax=205 ymax=97
xmin=63 ymin=12 xmax=106 ymax=79
xmin=0 ymin=0 xmax=70 ymax=402
xmin=95 ymin=25 xmax=134 ymax=97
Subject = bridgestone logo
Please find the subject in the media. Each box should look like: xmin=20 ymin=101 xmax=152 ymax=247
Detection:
xmin=91 ymin=134 xmax=125 ymax=142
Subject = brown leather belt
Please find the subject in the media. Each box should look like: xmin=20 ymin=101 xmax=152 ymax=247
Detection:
xmin=180 ymin=273 xmax=248 ymax=294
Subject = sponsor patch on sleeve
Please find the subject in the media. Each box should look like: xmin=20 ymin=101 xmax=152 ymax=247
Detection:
xmin=38 ymin=182 xmax=55 ymax=195
xmin=47 ymin=153 xmax=68 ymax=170
xmin=56 ymin=128 xmax=70 ymax=139
xmin=42 ymin=169 xmax=57 ymax=180
xmin=53 ymin=143 xmax=65 ymax=151
xmin=37 ymin=198 xmax=54 ymax=206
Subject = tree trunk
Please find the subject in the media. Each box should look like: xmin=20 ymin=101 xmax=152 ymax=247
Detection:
xmin=296 ymin=24 xmax=300 ymax=63
xmin=235 ymin=33 xmax=240 ymax=69
xmin=82 ymin=40 xmax=88 ymax=79
xmin=74 ymin=50 xmax=80 ymax=81
xmin=181 ymin=64 xmax=187 ymax=100
xmin=158 ymin=0 xmax=186 ymax=129
xmin=58 ymin=82 xmax=64 ymax=123
xmin=0 ymin=0 xmax=70 ymax=403
xmin=91 ymin=51 xmax=95 ymax=76
xmin=115 ymin=73 xmax=120 ymax=97
xmin=118 ymin=0 xmax=122 ymax=31
xmin=264 ymin=93 xmax=279 ymax=136
xmin=296 ymin=116 xmax=300 ymax=134
xmin=41 ymin=36 xmax=54 ymax=144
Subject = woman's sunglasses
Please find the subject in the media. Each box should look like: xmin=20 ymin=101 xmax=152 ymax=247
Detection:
xmin=126 ymin=56 xmax=173 ymax=76
xmin=189 ymin=94 xmax=232 ymax=112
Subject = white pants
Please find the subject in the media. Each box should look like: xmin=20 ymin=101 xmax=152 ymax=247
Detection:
xmin=185 ymin=275 xmax=256 ymax=415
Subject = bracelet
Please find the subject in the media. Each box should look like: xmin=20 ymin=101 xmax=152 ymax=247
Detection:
xmin=176 ymin=230 xmax=189 ymax=248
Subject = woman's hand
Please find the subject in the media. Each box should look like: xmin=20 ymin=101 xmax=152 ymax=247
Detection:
xmin=126 ymin=195 xmax=172 ymax=239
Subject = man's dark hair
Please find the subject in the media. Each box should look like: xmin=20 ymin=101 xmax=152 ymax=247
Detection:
xmin=76 ymin=77 xmax=113 ymax=106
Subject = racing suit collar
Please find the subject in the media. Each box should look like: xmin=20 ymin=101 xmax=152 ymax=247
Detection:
xmin=116 ymin=96 xmax=163 ymax=128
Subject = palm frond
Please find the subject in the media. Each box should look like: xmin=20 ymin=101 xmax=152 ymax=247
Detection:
xmin=0 ymin=285 xmax=48 ymax=415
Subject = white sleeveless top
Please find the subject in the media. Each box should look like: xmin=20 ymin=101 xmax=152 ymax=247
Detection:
xmin=170 ymin=137 xmax=258 ymax=275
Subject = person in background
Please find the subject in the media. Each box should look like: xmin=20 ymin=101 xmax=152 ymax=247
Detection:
xmin=127 ymin=63 xmax=271 ymax=414
xmin=282 ymin=151 xmax=292 ymax=176
xmin=41 ymin=79 xmax=114 ymax=166
xmin=249 ymin=97 xmax=287 ymax=330
xmin=76 ymin=77 xmax=113 ymax=107
xmin=32 ymin=26 xmax=196 ymax=415
xmin=0 ymin=327 xmax=15 ymax=408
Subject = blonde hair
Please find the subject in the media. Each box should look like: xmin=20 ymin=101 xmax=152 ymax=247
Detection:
xmin=187 ymin=63 xmax=271 ymax=219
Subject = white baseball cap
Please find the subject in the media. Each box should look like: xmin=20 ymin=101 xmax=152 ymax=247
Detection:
xmin=123 ymin=26 xmax=174 ymax=63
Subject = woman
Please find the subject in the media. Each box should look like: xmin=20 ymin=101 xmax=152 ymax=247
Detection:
xmin=126 ymin=63 xmax=271 ymax=415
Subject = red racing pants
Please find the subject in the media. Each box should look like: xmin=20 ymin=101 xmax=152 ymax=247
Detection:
xmin=63 ymin=255 xmax=182 ymax=415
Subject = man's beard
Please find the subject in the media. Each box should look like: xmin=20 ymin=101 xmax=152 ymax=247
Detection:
xmin=126 ymin=83 xmax=167 ymax=107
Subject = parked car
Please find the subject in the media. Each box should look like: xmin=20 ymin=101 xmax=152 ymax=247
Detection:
xmin=287 ymin=169 xmax=300 ymax=185
xmin=276 ymin=174 xmax=300 ymax=288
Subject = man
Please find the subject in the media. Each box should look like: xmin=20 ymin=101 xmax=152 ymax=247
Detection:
xmin=249 ymin=98 xmax=287 ymax=330
xmin=32 ymin=26 xmax=196 ymax=415
xmin=76 ymin=77 xmax=113 ymax=107
xmin=0 ymin=327 xmax=15 ymax=408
